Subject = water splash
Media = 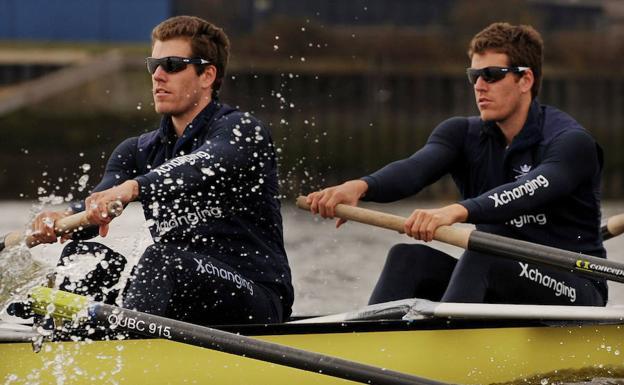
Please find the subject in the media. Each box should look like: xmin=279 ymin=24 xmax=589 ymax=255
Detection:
xmin=0 ymin=245 xmax=54 ymax=313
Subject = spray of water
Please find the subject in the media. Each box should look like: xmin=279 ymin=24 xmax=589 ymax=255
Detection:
xmin=0 ymin=244 xmax=54 ymax=313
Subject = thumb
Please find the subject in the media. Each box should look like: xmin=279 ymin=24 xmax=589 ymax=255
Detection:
xmin=60 ymin=234 xmax=72 ymax=244
xmin=99 ymin=223 xmax=110 ymax=238
xmin=336 ymin=218 xmax=348 ymax=228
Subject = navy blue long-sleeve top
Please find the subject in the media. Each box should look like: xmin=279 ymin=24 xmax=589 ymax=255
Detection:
xmin=361 ymin=100 xmax=605 ymax=258
xmin=74 ymin=100 xmax=294 ymax=308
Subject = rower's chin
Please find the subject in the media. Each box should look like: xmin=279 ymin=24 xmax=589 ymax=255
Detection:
xmin=154 ymin=102 xmax=175 ymax=115
xmin=479 ymin=109 xmax=500 ymax=122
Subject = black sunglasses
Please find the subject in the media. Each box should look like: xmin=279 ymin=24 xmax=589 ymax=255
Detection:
xmin=466 ymin=66 xmax=529 ymax=84
xmin=146 ymin=56 xmax=211 ymax=74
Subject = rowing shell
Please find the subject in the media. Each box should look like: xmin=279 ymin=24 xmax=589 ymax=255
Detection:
xmin=3 ymin=299 xmax=624 ymax=384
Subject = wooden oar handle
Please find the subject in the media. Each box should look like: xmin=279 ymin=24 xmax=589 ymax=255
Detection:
xmin=2 ymin=201 xmax=123 ymax=250
xmin=295 ymin=196 xmax=470 ymax=249
xmin=54 ymin=200 xmax=123 ymax=235
xmin=604 ymin=213 xmax=624 ymax=240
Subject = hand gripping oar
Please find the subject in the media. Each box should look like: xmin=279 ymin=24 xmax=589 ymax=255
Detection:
xmin=296 ymin=196 xmax=624 ymax=284
xmin=602 ymin=213 xmax=624 ymax=241
xmin=0 ymin=201 xmax=123 ymax=252
xmin=29 ymin=287 xmax=452 ymax=385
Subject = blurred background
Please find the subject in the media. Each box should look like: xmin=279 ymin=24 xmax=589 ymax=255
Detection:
xmin=1 ymin=0 xmax=624 ymax=202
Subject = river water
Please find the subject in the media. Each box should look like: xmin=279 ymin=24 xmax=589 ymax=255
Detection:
xmin=2 ymin=200 xmax=624 ymax=316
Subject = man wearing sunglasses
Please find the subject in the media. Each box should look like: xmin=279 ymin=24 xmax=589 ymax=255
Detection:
xmin=25 ymin=16 xmax=294 ymax=326
xmin=305 ymin=22 xmax=607 ymax=306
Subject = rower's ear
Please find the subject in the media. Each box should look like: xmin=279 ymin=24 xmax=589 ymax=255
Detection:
xmin=519 ymin=68 xmax=534 ymax=95
xmin=199 ymin=65 xmax=217 ymax=90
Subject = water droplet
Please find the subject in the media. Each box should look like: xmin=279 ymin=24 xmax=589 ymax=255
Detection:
xmin=78 ymin=174 xmax=89 ymax=191
xmin=201 ymin=168 xmax=215 ymax=176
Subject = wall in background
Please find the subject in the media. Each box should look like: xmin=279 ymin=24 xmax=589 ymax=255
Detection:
xmin=0 ymin=0 xmax=170 ymax=42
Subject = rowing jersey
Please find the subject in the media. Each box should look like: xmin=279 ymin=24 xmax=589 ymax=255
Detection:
xmin=73 ymin=100 xmax=294 ymax=316
xmin=361 ymin=99 xmax=607 ymax=300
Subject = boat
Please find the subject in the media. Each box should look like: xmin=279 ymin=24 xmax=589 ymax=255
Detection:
xmin=3 ymin=202 xmax=624 ymax=384
xmin=2 ymin=289 xmax=624 ymax=385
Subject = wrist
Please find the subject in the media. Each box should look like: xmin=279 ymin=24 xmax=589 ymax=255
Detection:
xmin=450 ymin=203 xmax=469 ymax=223
xmin=348 ymin=180 xmax=368 ymax=198
xmin=124 ymin=180 xmax=140 ymax=201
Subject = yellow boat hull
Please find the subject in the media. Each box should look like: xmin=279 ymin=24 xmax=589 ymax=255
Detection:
xmin=3 ymin=322 xmax=624 ymax=384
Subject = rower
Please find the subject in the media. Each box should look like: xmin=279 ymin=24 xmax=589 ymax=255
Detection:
xmin=23 ymin=16 xmax=294 ymax=326
xmin=305 ymin=22 xmax=607 ymax=307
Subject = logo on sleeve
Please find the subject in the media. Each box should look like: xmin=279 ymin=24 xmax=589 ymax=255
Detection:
xmin=488 ymin=174 xmax=549 ymax=208
xmin=506 ymin=213 xmax=547 ymax=228
xmin=513 ymin=164 xmax=532 ymax=179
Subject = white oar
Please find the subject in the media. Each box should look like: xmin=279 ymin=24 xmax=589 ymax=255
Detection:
xmin=0 ymin=322 xmax=39 ymax=342
xmin=290 ymin=298 xmax=416 ymax=324
xmin=294 ymin=298 xmax=624 ymax=324
xmin=0 ymin=201 xmax=123 ymax=252
xmin=296 ymin=196 xmax=624 ymax=284
xmin=28 ymin=287 xmax=453 ymax=385
xmin=409 ymin=301 xmax=624 ymax=321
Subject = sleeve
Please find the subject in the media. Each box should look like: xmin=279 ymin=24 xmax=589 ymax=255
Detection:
xmin=133 ymin=116 xmax=271 ymax=202
xmin=94 ymin=137 xmax=141 ymax=192
xmin=361 ymin=117 xmax=468 ymax=202
xmin=69 ymin=137 xmax=139 ymax=239
xmin=460 ymin=129 xmax=599 ymax=223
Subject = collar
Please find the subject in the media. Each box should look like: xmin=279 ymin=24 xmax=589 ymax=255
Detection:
xmin=481 ymin=99 xmax=543 ymax=151
xmin=157 ymin=99 xmax=221 ymax=150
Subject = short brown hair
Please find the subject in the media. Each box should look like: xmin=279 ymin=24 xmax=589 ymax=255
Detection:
xmin=468 ymin=22 xmax=543 ymax=99
xmin=152 ymin=16 xmax=230 ymax=97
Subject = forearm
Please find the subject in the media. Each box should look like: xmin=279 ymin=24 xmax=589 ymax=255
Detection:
xmin=362 ymin=118 xmax=467 ymax=202
xmin=362 ymin=145 xmax=456 ymax=202
xmin=462 ymin=131 xmax=599 ymax=223
xmin=136 ymin=137 xmax=270 ymax=201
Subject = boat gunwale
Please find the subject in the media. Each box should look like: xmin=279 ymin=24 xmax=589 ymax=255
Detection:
xmin=206 ymin=317 xmax=624 ymax=335
xmin=3 ymin=316 xmax=622 ymax=343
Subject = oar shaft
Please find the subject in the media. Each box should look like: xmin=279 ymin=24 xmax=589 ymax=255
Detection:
xmin=96 ymin=305 xmax=442 ymax=385
xmin=468 ymin=230 xmax=624 ymax=283
xmin=30 ymin=288 xmax=449 ymax=385
xmin=296 ymin=196 xmax=624 ymax=284
xmin=0 ymin=201 xmax=123 ymax=251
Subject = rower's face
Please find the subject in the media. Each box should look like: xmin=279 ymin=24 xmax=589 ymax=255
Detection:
xmin=150 ymin=38 xmax=213 ymax=118
xmin=470 ymin=51 xmax=528 ymax=122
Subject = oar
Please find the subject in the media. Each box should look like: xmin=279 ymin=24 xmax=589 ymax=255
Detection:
xmin=0 ymin=201 xmax=123 ymax=252
xmin=602 ymin=213 xmax=624 ymax=241
xmin=29 ymin=287 xmax=451 ymax=385
xmin=296 ymin=196 xmax=624 ymax=284
xmin=295 ymin=297 xmax=624 ymax=324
